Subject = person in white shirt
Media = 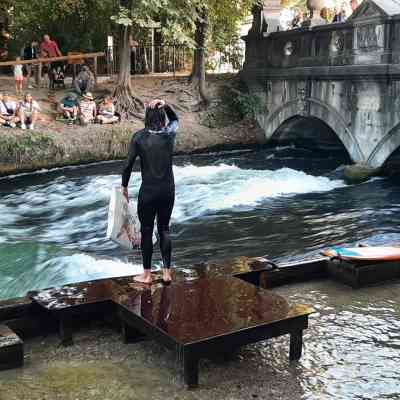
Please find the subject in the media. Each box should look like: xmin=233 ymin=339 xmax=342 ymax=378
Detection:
xmin=79 ymin=92 xmax=97 ymax=125
xmin=14 ymin=57 xmax=24 ymax=95
xmin=0 ymin=92 xmax=20 ymax=127
xmin=96 ymin=96 xmax=119 ymax=124
xmin=18 ymin=93 xmax=40 ymax=130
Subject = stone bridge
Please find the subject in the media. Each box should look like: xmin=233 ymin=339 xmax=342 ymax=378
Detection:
xmin=242 ymin=0 xmax=400 ymax=169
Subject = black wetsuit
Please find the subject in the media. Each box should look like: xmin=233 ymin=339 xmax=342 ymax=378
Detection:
xmin=122 ymin=105 xmax=178 ymax=270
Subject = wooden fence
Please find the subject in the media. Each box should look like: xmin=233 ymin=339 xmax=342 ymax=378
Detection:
xmin=0 ymin=52 xmax=104 ymax=85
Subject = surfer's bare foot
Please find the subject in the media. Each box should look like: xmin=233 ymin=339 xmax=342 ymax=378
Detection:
xmin=162 ymin=269 xmax=172 ymax=283
xmin=133 ymin=271 xmax=152 ymax=284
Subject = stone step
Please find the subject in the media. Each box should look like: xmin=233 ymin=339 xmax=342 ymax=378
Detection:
xmin=0 ymin=324 xmax=24 ymax=370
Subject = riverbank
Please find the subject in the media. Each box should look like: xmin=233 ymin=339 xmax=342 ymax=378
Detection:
xmin=0 ymin=74 xmax=265 ymax=177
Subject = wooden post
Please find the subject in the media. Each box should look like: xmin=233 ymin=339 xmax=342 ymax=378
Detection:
xmin=173 ymin=43 xmax=176 ymax=78
xmin=37 ymin=62 xmax=42 ymax=87
xmin=94 ymin=56 xmax=98 ymax=85
xmin=151 ymin=28 xmax=155 ymax=73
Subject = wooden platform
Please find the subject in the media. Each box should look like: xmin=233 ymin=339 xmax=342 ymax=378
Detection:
xmin=31 ymin=259 xmax=313 ymax=387
xmin=327 ymin=258 xmax=400 ymax=288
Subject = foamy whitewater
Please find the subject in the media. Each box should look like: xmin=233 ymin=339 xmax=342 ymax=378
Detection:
xmin=0 ymin=164 xmax=344 ymax=298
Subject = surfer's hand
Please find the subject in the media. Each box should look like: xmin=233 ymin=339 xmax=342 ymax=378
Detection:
xmin=122 ymin=186 xmax=129 ymax=202
xmin=149 ymin=99 xmax=165 ymax=109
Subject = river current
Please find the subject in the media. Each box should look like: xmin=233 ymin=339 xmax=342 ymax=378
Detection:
xmin=1 ymin=146 xmax=400 ymax=399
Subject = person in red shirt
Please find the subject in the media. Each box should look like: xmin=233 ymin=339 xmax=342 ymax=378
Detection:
xmin=40 ymin=34 xmax=62 ymax=88
xmin=40 ymin=34 xmax=62 ymax=58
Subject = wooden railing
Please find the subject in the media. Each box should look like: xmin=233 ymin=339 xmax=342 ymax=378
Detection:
xmin=0 ymin=52 xmax=104 ymax=85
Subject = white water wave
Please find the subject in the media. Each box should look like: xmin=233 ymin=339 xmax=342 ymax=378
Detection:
xmin=2 ymin=252 xmax=143 ymax=298
xmin=173 ymin=164 xmax=345 ymax=221
xmin=0 ymin=164 xmax=345 ymax=243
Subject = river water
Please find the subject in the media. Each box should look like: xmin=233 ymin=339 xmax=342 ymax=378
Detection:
xmin=1 ymin=146 xmax=400 ymax=399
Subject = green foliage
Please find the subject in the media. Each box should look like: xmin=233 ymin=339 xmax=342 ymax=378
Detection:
xmin=205 ymin=0 xmax=256 ymax=70
xmin=0 ymin=132 xmax=55 ymax=162
xmin=231 ymin=90 xmax=264 ymax=120
xmin=200 ymin=79 xmax=263 ymax=128
xmin=8 ymin=0 xmax=117 ymax=56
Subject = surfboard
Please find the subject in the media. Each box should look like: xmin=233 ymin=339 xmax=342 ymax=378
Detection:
xmin=107 ymin=186 xmax=156 ymax=250
xmin=322 ymin=246 xmax=400 ymax=262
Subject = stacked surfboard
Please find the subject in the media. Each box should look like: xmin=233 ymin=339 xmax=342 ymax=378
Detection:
xmin=322 ymin=246 xmax=400 ymax=262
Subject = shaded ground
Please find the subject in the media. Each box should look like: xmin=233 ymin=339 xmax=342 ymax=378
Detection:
xmin=0 ymin=74 xmax=265 ymax=176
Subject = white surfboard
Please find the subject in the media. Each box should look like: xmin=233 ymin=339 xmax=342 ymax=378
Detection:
xmin=107 ymin=186 xmax=156 ymax=250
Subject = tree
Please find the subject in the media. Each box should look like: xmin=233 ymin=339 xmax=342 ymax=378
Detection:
xmin=189 ymin=0 xmax=258 ymax=107
xmin=8 ymin=0 xmax=116 ymax=55
xmin=190 ymin=6 xmax=209 ymax=107
xmin=111 ymin=0 xmax=196 ymax=119
xmin=112 ymin=0 xmax=144 ymax=119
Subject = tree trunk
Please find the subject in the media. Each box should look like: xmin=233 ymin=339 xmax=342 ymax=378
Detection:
xmin=189 ymin=8 xmax=210 ymax=108
xmin=142 ymin=47 xmax=150 ymax=74
xmin=113 ymin=0 xmax=144 ymax=119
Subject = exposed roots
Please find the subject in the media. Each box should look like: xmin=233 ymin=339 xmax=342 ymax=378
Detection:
xmin=113 ymin=85 xmax=145 ymax=120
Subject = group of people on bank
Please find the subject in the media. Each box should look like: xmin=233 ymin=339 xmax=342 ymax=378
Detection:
xmin=59 ymin=92 xmax=119 ymax=125
xmin=13 ymin=34 xmax=95 ymax=94
xmin=0 ymin=91 xmax=120 ymax=129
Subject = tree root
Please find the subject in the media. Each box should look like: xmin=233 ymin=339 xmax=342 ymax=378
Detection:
xmin=113 ymin=85 xmax=145 ymax=120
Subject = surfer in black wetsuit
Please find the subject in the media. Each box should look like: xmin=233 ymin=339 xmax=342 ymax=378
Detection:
xmin=122 ymin=99 xmax=178 ymax=284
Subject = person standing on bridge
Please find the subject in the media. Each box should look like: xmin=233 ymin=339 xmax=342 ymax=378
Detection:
xmin=122 ymin=99 xmax=179 ymax=284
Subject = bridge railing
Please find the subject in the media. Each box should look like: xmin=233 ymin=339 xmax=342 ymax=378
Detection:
xmin=244 ymin=17 xmax=396 ymax=70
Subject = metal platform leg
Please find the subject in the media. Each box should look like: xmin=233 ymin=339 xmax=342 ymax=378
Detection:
xmin=59 ymin=315 xmax=73 ymax=346
xmin=289 ymin=330 xmax=303 ymax=361
xmin=183 ymin=349 xmax=199 ymax=389
xmin=121 ymin=321 xmax=146 ymax=344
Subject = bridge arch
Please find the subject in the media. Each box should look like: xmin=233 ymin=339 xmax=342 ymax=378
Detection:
xmin=259 ymin=99 xmax=365 ymax=164
xmin=367 ymin=123 xmax=400 ymax=168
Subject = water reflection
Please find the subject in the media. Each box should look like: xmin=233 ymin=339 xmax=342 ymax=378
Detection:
xmin=269 ymin=280 xmax=400 ymax=400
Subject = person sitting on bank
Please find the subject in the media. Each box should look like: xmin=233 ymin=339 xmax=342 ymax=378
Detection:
xmin=96 ymin=96 xmax=119 ymax=124
xmin=59 ymin=92 xmax=78 ymax=124
xmin=18 ymin=93 xmax=40 ymax=130
xmin=79 ymin=92 xmax=96 ymax=125
xmin=74 ymin=65 xmax=94 ymax=96
xmin=0 ymin=92 xmax=20 ymax=128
